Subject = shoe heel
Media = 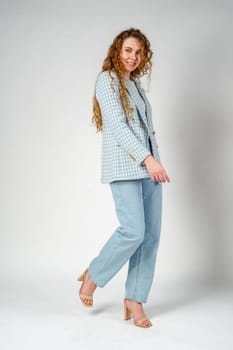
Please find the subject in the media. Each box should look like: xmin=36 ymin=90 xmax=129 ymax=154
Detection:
xmin=124 ymin=300 xmax=131 ymax=320
xmin=77 ymin=269 xmax=87 ymax=282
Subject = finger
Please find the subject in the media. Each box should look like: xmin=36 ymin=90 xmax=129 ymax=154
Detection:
xmin=161 ymin=171 xmax=170 ymax=183
xmin=150 ymin=173 xmax=155 ymax=182
xmin=158 ymin=172 xmax=165 ymax=183
xmin=165 ymin=173 xmax=170 ymax=182
xmin=152 ymin=173 xmax=158 ymax=182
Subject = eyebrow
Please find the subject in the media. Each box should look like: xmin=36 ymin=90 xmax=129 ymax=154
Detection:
xmin=124 ymin=46 xmax=142 ymax=52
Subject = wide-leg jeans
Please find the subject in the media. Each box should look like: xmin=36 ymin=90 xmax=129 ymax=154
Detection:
xmin=88 ymin=177 xmax=162 ymax=303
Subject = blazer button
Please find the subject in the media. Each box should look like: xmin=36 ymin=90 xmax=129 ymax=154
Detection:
xmin=152 ymin=131 xmax=156 ymax=135
xmin=139 ymin=123 xmax=144 ymax=128
xmin=129 ymin=154 xmax=136 ymax=161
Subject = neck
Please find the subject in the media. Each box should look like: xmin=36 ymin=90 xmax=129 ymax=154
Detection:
xmin=123 ymin=70 xmax=131 ymax=80
xmin=124 ymin=73 xmax=133 ymax=81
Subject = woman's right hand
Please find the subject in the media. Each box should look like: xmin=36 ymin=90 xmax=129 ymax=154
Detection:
xmin=143 ymin=155 xmax=170 ymax=183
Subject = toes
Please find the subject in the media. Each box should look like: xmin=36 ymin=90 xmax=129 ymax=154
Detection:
xmin=138 ymin=318 xmax=152 ymax=327
xmin=83 ymin=298 xmax=92 ymax=306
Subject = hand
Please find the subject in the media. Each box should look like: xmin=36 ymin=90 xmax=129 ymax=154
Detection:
xmin=143 ymin=155 xmax=170 ymax=183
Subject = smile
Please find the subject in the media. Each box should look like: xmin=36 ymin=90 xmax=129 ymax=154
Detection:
xmin=126 ymin=61 xmax=136 ymax=66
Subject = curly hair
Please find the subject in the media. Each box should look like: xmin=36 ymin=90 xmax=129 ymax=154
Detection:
xmin=92 ymin=28 xmax=153 ymax=132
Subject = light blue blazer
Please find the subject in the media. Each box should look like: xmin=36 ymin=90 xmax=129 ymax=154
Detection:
xmin=95 ymin=69 xmax=161 ymax=184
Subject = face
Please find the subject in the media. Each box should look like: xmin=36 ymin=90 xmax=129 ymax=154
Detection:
xmin=119 ymin=37 xmax=142 ymax=78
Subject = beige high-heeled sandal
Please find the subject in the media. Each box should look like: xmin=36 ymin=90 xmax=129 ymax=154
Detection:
xmin=124 ymin=299 xmax=152 ymax=328
xmin=77 ymin=269 xmax=93 ymax=307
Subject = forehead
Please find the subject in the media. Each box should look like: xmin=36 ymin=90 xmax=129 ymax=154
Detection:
xmin=122 ymin=37 xmax=142 ymax=49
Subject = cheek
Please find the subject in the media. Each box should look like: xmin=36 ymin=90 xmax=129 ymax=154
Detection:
xmin=120 ymin=51 xmax=127 ymax=61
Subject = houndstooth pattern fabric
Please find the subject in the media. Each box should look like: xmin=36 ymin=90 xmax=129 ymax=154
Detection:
xmin=95 ymin=69 xmax=161 ymax=184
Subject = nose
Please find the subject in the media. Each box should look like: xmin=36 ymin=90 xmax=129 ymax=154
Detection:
xmin=130 ymin=52 xmax=137 ymax=60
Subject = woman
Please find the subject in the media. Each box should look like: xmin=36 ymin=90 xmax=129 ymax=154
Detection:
xmin=78 ymin=28 xmax=170 ymax=328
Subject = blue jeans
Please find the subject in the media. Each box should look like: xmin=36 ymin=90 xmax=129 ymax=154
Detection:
xmin=88 ymin=178 xmax=162 ymax=303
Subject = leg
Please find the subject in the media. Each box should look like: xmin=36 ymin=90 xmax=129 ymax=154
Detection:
xmin=125 ymin=178 xmax=162 ymax=303
xmin=88 ymin=179 xmax=145 ymax=287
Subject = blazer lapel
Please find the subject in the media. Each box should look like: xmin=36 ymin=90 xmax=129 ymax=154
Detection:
xmin=125 ymin=78 xmax=149 ymax=128
xmin=134 ymin=79 xmax=153 ymax=129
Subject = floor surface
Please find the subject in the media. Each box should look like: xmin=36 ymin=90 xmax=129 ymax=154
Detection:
xmin=1 ymin=279 xmax=233 ymax=350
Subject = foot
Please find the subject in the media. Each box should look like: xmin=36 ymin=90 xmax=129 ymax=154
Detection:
xmin=79 ymin=270 xmax=97 ymax=306
xmin=125 ymin=298 xmax=152 ymax=327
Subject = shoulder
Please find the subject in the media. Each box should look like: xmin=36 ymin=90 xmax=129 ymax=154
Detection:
xmin=95 ymin=70 xmax=120 ymax=96
xmin=96 ymin=70 xmax=120 ymax=86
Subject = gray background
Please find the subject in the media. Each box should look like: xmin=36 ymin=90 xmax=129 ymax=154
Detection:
xmin=1 ymin=0 xmax=233 ymax=349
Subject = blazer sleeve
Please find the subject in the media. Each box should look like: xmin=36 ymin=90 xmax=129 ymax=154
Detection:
xmin=95 ymin=72 xmax=151 ymax=165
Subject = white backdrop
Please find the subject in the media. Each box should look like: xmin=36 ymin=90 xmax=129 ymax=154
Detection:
xmin=1 ymin=0 xmax=233 ymax=305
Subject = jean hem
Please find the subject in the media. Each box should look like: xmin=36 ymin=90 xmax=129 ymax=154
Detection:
xmin=124 ymin=296 xmax=147 ymax=304
xmin=88 ymin=267 xmax=104 ymax=288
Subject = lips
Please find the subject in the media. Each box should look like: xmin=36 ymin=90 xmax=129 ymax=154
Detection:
xmin=126 ymin=61 xmax=136 ymax=67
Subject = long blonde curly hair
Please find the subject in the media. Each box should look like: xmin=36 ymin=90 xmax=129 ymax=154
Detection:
xmin=92 ymin=28 xmax=153 ymax=132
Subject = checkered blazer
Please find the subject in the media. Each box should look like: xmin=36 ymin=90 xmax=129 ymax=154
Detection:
xmin=95 ymin=69 xmax=161 ymax=183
